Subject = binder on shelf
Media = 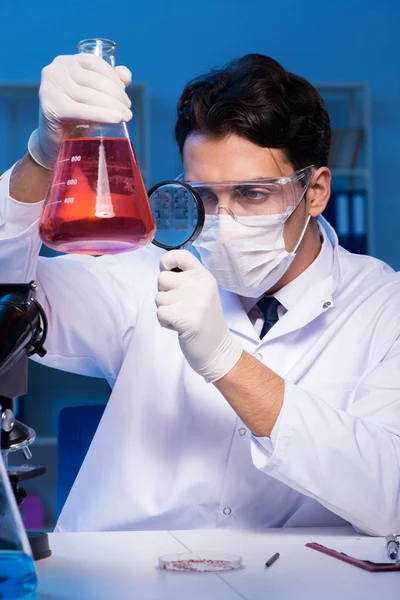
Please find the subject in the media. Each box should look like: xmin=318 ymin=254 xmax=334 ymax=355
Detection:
xmin=349 ymin=190 xmax=367 ymax=255
xmin=335 ymin=192 xmax=350 ymax=237
xmin=352 ymin=191 xmax=366 ymax=237
xmin=323 ymin=189 xmax=367 ymax=255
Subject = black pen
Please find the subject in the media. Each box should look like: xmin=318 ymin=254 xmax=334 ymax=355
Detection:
xmin=265 ymin=552 xmax=280 ymax=568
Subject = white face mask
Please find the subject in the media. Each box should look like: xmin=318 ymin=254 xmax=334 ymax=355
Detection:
xmin=192 ymin=209 xmax=311 ymax=297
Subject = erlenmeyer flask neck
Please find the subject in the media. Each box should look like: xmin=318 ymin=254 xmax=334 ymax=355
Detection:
xmin=77 ymin=38 xmax=116 ymax=67
xmin=64 ymin=37 xmax=127 ymax=140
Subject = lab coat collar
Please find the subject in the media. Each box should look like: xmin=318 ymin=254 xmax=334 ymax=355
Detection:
xmin=219 ymin=217 xmax=342 ymax=343
xmin=269 ymin=216 xmax=337 ymax=312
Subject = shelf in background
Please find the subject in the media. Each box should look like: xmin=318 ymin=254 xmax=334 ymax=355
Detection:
xmin=315 ymin=82 xmax=369 ymax=91
xmin=34 ymin=436 xmax=58 ymax=446
xmin=330 ymin=168 xmax=369 ymax=178
xmin=315 ymin=81 xmax=372 ymax=256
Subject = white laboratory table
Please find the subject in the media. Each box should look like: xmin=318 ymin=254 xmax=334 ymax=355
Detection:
xmin=36 ymin=527 xmax=398 ymax=600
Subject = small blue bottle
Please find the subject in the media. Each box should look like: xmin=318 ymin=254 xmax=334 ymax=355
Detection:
xmin=0 ymin=453 xmax=37 ymax=598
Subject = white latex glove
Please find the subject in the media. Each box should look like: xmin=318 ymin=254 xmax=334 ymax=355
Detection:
xmin=28 ymin=54 xmax=133 ymax=169
xmin=156 ymin=250 xmax=243 ymax=383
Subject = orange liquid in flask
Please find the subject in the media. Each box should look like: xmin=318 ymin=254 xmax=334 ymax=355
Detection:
xmin=40 ymin=137 xmax=156 ymax=254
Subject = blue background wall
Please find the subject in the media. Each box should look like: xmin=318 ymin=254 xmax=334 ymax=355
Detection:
xmin=1 ymin=0 xmax=399 ymax=266
xmin=2 ymin=0 xmax=399 ymax=526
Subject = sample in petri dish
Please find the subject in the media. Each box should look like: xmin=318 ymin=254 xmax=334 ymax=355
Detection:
xmin=158 ymin=552 xmax=243 ymax=572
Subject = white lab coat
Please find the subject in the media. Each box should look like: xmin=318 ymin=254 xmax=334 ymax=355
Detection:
xmin=1 ymin=168 xmax=400 ymax=536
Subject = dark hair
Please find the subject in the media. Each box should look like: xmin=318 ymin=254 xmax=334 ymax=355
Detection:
xmin=175 ymin=54 xmax=331 ymax=170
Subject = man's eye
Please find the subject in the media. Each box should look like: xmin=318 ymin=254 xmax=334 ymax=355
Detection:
xmin=198 ymin=189 xmax=218 ymax=205
xmin=236 ymin=187 xmax=271 ymax=202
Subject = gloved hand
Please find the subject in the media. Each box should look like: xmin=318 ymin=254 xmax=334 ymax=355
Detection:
xmin=28 ymin=54 xmax=133 ymax=169
xmin=156 ymin=250 xmax=243 ymax=383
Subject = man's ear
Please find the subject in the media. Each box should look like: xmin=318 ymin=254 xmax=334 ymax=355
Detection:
xmin=306 ymin=167 xmax=331 ymax=217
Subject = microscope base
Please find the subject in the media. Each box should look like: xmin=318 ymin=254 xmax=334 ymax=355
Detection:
xmin=28 ymin=531 xmax=51 ymax=561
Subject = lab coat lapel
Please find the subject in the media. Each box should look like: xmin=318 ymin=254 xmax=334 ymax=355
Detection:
xmin=219 ymin=273 xmax=335 ymax=345
xmin=263 ymin=217 xmax=341 ymax=344
xmin=263 ymin=275 xmax=335 ymax=343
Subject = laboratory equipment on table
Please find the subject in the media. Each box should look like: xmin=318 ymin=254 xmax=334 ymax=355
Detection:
xmin=158 ymin=553 xmax=243 ymax=572
xmin=0 ymin=451 xmax=37 ymax=599
xmin=0 ymin=281 xmax=50 ymax=580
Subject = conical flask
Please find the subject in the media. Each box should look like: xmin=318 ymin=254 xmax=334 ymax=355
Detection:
xmin=0 ymin=450 xmax=37 ymax=598
xmin=39 ymin=38 xmax=156 ymax=255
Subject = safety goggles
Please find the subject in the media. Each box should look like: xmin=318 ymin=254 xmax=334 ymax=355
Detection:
xmin=179 ymin=165 xmax=314 ymax=218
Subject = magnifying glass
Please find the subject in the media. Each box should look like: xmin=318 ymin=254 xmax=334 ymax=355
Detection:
xmin=147 ymin=181 xmax=205 ymax=250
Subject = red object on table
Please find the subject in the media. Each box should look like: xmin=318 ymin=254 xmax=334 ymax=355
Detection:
xmin=306 ymin=542 xmax=400 ymax=572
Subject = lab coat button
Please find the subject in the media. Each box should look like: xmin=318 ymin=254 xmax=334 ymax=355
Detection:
xmin=255 ymin=353 xmax=263 ymax=361
xmin=239 ymin=428 xmax=247 ymax=436
xmin=223 ymin=507 xmax=232 ymax=516
xmin=322 ymin=301 xmax=332 ymax=309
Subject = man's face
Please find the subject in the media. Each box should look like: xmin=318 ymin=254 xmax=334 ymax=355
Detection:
xmin=182 ymin=133 xmax=311 ymax=252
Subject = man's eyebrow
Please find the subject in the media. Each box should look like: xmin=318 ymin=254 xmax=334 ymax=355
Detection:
xmin=241 ymin=176 xmax=280 ymax=182
xmin=233 ymin=176 xmax=282 ymax=185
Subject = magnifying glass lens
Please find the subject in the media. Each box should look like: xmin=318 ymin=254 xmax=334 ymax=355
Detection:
xmin=148 ymin=182 xmax=204 ymax=250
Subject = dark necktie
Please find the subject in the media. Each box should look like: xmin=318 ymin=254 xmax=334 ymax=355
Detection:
xmin=257 ymin=296 xmax=281 ymax=339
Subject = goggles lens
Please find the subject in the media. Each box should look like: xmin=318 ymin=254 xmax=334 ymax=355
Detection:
xmin=185 ymin=165 xmax=314 ymax=220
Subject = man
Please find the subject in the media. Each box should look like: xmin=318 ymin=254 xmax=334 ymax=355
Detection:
xmin=1 ymin=52 xmax=399 ymax=535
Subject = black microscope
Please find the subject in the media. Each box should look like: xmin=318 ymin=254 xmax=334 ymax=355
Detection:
xmin=0 ymin=281 xmax=51 ymax=560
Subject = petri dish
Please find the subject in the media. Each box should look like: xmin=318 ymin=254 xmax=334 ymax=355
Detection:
xmin=158 ymin=552 xmax=243 ymax=572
